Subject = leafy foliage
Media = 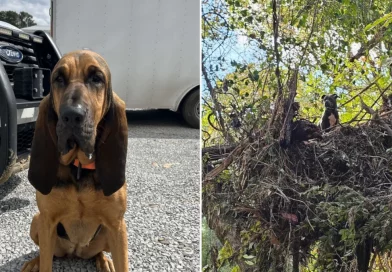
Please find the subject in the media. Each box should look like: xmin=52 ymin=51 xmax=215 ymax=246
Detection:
xmin=203 ymin=0 xmax=392 ymax=142
xmin=0 ymin=11 xmax=37 ymax=28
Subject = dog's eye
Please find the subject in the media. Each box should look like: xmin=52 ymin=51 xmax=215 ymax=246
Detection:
xmin=55 ymin=76 xmax=64 ymax=84
xmin=91 ymin=75 xmax=103 ymax=84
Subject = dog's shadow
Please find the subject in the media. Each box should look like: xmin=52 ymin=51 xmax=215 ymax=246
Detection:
xmin=0 ymin=251 xmax=37 ymax=272
xmin=0 ymin=250 xmax=97 ymax=271
xmin=0 ymin=175 xmax=30 ymax=215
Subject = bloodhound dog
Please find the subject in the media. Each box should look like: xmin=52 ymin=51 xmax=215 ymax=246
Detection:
xmin=21 ymin=50 xmax=129 ymax=272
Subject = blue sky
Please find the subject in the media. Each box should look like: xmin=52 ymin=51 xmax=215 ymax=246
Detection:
xmin=0 ymin=0 xmax=50 ymax=25
xmin=202 ymin=31 xmax=261 ymax=92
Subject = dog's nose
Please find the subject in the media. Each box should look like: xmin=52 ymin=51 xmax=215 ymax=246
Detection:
xmin=60 ymin=105 xmax=86 ymax=127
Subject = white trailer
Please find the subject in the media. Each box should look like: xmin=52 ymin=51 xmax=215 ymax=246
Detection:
xmin=51 ymin=0 xmax=200 ymax=128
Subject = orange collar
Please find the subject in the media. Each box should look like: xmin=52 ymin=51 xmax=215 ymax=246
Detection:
xmin=73 ymin=159 xmax=96 ymax=170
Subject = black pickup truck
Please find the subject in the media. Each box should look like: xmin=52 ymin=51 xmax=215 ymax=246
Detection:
xmin=0 ymin=21 xmax=61 ymax=184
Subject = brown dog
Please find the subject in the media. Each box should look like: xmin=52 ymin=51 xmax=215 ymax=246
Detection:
xmin=21 ymin=50 xmax=129 ymax=272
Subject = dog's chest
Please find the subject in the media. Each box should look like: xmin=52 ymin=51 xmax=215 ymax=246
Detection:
xmin=319 ymin=110 xmax=338 ymax=130
xmin=328 ymin=113 xmax=337 ymax=126
xmin=50 ymin=191 xmax=107 ymax=257
xmin=39 ymin=183 xmax=125 ymax=221
xmin=57 ymin=219 xmax=103 ymax=257
xmin=56 ymin=193 xmax=102 ymax=240
xmin=37 ymin=183 xmax=126 ymax=257
xmin=38 ymin=187 xmax=117 ymax=254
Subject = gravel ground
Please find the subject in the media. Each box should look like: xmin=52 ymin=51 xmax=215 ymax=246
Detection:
xmin=0 ymin=110 xmax=200 ymax=271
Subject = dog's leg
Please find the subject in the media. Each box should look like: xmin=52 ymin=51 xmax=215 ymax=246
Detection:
xmin=30 ymin=213 xmax=40 ymax=245
xmin=21 ymin=214 xmax=40 ymax=272
xmin=21 ymin=256 xmax=40 ymax=272
xmin=21 ymin=213 xmax=56 ymax=272
xmin=37 ymin=215 xmax=57 ymax=272
xmin=96 ymin=252 xmax=115 ymax=272
xmin=107 ymin=219 xmax=129 ymax=271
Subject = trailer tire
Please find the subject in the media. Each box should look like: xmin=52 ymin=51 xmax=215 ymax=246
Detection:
xmin=181 ymin=89 xmax=200 ymax=129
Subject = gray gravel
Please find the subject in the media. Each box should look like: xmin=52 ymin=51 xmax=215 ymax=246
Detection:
xmin=0 ymin=110 xmax=200 ymax=271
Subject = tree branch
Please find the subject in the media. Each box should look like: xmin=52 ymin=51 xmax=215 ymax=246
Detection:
xmin=202 ymin=144 xmax=238 ymax=157
xmin=350 ymin=27 xmax=387 ymax=62
xmin=269 ymin=0 xmax=283 ymax=129
xmin=202 ymin=57 xmax=234 ymax=143
xmin=204 ymin=142 xmax=248 ymax=182
xmin=341 ymin=76 xmax=381 ymax=107
xmin=360 ymin=97 xmax=392 ymax=137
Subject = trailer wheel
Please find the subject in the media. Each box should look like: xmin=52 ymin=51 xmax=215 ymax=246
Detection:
xmin=181 ymin=89 xmax=200 ymax=129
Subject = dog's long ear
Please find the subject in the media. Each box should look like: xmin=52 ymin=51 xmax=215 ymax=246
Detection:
xmin=28 ymin=95 xmax=59 ymax=195
xmin=321 ymin=95 xmax=326 ymax=100
xmin=96 ymin=93 xmax=128 ymax=196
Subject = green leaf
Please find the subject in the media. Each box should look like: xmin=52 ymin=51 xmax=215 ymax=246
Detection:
xmin=240 ymin=10 xmax=248 ymax=17
xmin=364 ymin=12 xmax=392 ymax=31
xmin=320 ymin=64 xmax=328 ymax=72
xmin=245 ymin=260 xmax=255 ymax=266
xmin=259 ymin=43 xmax=267 ymax=50
xmin=298 ymin=15 xmax=307 ymax=27
xmin=217 ymin=241 xmax=234 ymax=267
xmin=253 ymin=70 xmax=259 ymax=81
xmin=243 ymin=254 xmax=256 ymax=259
xmin=231 ymin=265 xmax=241 ymax=272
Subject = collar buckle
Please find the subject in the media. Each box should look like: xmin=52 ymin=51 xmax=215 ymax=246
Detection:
xmin=73 ymin=159 xmax=96 ymax=180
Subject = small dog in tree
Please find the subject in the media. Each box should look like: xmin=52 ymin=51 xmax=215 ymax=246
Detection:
xmin=319 ymin=94 xmax=339 ymax=131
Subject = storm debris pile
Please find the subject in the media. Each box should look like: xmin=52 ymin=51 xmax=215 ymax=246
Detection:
xmin=203 ymin=109 xmax=392 ymax=271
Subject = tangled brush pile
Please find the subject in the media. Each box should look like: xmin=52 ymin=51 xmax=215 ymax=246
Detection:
xmin=204 ymin=116 xmax=392 ymax=272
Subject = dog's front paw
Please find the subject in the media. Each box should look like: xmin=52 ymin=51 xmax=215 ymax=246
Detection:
xmin=96 ymin=252 xmax=115 ymax=272
xmin=21 ymin=256 xmax=40 ymax=272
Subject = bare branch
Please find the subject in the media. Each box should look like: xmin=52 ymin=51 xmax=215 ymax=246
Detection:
xmin=341 ymin=76 xmax=381 ymax=107
xmin=350 ymin=27 xmax=387 ymax=62
xmin=269 ymin=0 xmax=283 ymax=129
xmin=202 ymin=58 xmax=235 ymax=143
xmin=360 ymin=97 xmax=392 ymax=137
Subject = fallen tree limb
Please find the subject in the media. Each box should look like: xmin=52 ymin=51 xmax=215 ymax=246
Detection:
xmin=203 ymin=142 xmax=248 ymax=182
xmin=202 ymin=144 xmax=238 ymax=156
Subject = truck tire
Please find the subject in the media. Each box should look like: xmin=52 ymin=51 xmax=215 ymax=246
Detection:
xmin=181 ymin=89 xmax=200 ymax=129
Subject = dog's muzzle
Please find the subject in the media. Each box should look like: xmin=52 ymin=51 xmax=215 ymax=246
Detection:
xmin=60 ymin=104 xmax=86 ymax=128
xmin=57 ymin=104 xmax=95 ymax=155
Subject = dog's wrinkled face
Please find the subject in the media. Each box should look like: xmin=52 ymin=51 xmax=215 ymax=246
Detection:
xmin=51 ymin=50 xmax=111 ymax=165
xmin=29 ymin=50 xmax=127 ymax=196
xmin=321 ymin=94 xmax=338 ymax=109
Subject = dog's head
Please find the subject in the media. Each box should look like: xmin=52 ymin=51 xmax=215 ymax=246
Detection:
xmin=51 ymin=50 xmax=113 ymax=161
xmin=321 ymin=94 xmax=338 ymax=110
xmin=28 ymin=50 xmax=128 ymax=196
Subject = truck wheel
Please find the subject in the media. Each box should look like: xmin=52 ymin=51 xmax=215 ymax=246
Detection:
xmin=181 ymin=89 xmax=200 ymax=129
